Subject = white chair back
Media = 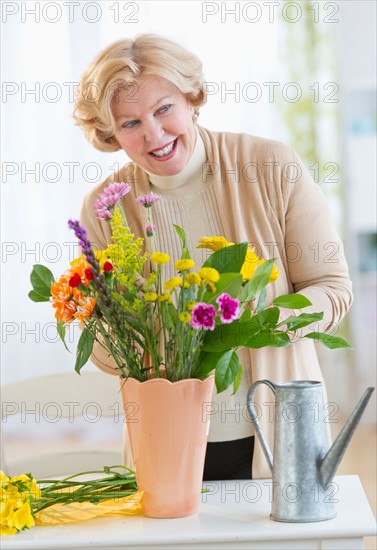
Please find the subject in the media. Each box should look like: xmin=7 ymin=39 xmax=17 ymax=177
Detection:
xmin=1 ymin=372 xmax=124 ymax=478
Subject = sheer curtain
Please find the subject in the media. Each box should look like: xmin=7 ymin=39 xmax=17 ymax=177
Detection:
xmin=1 ymin=1 xmax=342 ymax=384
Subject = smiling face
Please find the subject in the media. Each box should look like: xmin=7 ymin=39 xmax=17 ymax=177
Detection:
xmin=111 ymin=76 xmax=197 ymax=176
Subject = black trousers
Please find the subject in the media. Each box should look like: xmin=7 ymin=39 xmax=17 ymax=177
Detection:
xmin=203 ymin=436 xmax=254 ymax=480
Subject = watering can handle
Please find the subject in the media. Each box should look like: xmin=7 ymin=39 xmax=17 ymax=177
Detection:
xmin=247 ymin=379 xmax=276 ymax=473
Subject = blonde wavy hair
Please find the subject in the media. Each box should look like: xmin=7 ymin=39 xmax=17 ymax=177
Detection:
xmin=73 ymin=34 xmax=206 ymax=152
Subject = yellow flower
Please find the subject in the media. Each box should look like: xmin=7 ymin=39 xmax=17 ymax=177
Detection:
xmin=199 ymin=267 xmax=220 ymax=283
xmin=157 ymin=292 xmax=171 ymax=302
xmin=9 ymin=502 xmax=35 ymax=531
xmin=257 ymin=259 xmax=280 ymax=282
xmin=185 ymin=272 xmax=201 ymax=285
xmin=240 ymin=246 xmax=259 ymax=282
xmin=150 ymin=252 xmax=170 ymax=265
xmin=175 ymin=259 xmax=195 ymax=271
xmin=179 ymin=312 xmax=191 ymax=323
xmin=93 ymin=250 xmax=112 ymax=270
xmin=144 ymin=292 xmax=158 ymax=302
xmin=196 ymin=236 xmax=233 ymax=251
xmin=0 ymin=471 xmax=9 ymax=482
xmin=185 ymin=301 xmax=196 ymax=310
xmin=163 ymin=277 xmax=183 ymax=291
xmin=0 ymin=524 xmax=17 ymax=536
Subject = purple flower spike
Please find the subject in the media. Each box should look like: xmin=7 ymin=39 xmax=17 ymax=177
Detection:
xmin=136 ymin=192 xmax=161 ymax=208
xmin=94 ymin=182 xmax=131 ymax=220
xmin=68 ymin=219 xmax=100 ymax=276
xmin=190 ymin=303 xmax=217 ymax=331
xmin=216 ymin=293 xmax=240 ymax=324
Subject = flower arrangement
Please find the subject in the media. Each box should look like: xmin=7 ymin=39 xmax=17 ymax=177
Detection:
xmin=29 ymin=182 xmax=350 ymax=393
xmin=0 ymin=466 xmax=141 ymax=536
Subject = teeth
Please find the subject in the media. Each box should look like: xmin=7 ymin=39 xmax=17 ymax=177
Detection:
xmin=151 ymin=141 xmax=175 ymax=157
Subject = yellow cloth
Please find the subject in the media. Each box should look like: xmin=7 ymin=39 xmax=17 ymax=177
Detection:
xmin=35 ymin=490 xmax=143 ymax=526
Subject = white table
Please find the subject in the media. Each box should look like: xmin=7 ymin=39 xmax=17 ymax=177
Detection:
xmin=2 ymin=476 xmax=376 ymax=550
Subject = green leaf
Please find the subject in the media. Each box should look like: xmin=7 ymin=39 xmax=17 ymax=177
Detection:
xmin=160 ymin=302 xmax=176 ymax=332
xmin=57 ymin=320 xmax=70 ymax=352
xmin=254 ymin=307 xmax=280 ymax=329
xmin=305 ymin=332 xmax=351 ymax=349
xmin=192 ymin=351 xmax=227 ymax=379
xmin=203 ymin=243 xmax=248 ymax=274
xmin=215 ymin=351 xmax=240 ymax=393
xmin=278 ymin=312 xmax=324 ymax=330
xmin=75 ymin=328 xmax=95 ymax=374
xmin=239 ymin=259 xmax=275 ymax=303
xmin=232 ymin=362 xmax=243 ymax=395
xmin=255 ymin=287 xmax=267 ymax=312
xmin=203 ymin=273 xmax=243 ymax=303
xmin=269 ymin=332 xmax=291 ymax=347
xmin=28 ymin=290 xmax=50 ymax=302
xmin=203 ymin=318 xmax=261 ymax=351
xmin=272 ymin=294 xmax=312 ymax=309
xmin=239 ymin=307 xmax=252 ymax=322
xmin=30 ymin=265 xmax=54 ymax=299
xmin=174 ymin=224 xmax=187 ymax=245
xmin=244 ymin=330 xmax=291 ymax=348
xmin=174 ymin=224 xmax=190 ymax=259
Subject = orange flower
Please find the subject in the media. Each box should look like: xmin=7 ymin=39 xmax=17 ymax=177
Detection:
xmin=55 ymin=299 xmax=77 ymax=323
xmin=75 ymin=297 xmax=96 ymax=322
xmin=51 ymin=275 xmax=81 ymax=323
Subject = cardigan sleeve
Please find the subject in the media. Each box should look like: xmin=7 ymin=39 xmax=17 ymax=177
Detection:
xmin=281 ymin=148 xmax=353 ymax=334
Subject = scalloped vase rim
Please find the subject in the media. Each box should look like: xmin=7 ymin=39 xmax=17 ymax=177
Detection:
xmin=122 ymin=375 xmax=214 ymax=388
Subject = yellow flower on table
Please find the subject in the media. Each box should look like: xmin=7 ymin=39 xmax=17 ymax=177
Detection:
xmin=7 ymin=502 xmax=35 ymax=532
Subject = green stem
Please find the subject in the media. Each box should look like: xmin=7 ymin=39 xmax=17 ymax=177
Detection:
xmin=33 ymin=467 xmax=138 ymax=514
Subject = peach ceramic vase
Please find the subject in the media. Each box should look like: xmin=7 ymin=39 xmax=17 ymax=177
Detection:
xmin=120 ymin=375 xmax=215 ymax=518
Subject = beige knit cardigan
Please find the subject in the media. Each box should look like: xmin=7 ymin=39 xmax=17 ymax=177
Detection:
xmin=80 ymin=125 xmax=353 ymax=479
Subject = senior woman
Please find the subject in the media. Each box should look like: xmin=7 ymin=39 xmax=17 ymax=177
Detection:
xmin=74 ymin=34 xmax=352 ymax=481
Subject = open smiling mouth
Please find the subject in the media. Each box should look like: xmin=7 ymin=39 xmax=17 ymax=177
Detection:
xmin=149 ymin=138 xmax=178 ymax=160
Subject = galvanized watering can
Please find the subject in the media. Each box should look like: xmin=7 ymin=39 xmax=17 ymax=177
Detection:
xmin=247 ymin=380 xmax=374 ymax=522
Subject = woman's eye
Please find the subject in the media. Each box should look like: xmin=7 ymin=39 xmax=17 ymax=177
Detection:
xmin=122 ymin=120 xmax=139 ymax=129
xmin=158 ymin=104 xmax=172 ymax=114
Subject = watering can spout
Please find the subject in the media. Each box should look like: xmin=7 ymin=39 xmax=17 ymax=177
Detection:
xmin=319 ymin=387 xmax=375 ymax=488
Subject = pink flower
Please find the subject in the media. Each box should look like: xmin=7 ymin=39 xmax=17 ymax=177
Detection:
xmin=94 ymin=182 xmax=131 ymax=220
xmin=216 ymin=293 xmax=240 ymax=324
xmin=136 ymin=192 xmax=161 ymax=208
xmin=145 ymin=224 xmax=156 ymax=237
xmin=103 ymin=182 xmax=130 ymax=198
xmin=190 ymin=303 xmax=217 ymax=331
xmin=94 ymin=200 xmax=112 ymax=220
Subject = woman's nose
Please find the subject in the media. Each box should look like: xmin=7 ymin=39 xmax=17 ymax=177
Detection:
xmin=143 ymin=118 xmax=164 ymax=143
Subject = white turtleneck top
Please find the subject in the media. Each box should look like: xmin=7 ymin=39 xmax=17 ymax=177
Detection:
xmin=145 ymin=128 xmax=254 ymax=442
